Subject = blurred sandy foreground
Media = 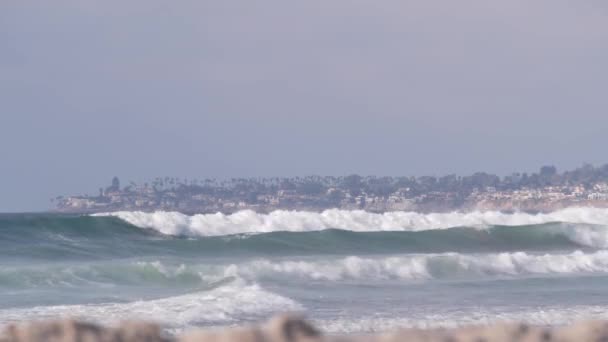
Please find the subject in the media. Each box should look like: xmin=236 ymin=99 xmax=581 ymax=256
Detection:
xmin=4 ymin=315 xmax=608 ymax=342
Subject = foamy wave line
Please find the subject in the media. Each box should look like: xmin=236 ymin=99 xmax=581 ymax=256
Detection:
xmin=96 ymin=208 xmax=608 ymax=238
xmin=315 ymin=305 xmax=608 ymax=333
xmin=0 ymin=279 xmax=302 ymax=330
xmin=6 ymin=251 xmax=607 ymax=289
xmin=224 ymin=251 xmax=608 ymax=281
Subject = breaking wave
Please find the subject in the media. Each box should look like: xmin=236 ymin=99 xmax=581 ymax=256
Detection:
xmin=7 ymin=251 xmax=608 ymax=290
xmin=7 ymin=209 xmax=608 ymax=334
xmin=0 ymin=278 xmax=302 ymax=330
xmin=91 ymin=208 xmax=608 ymax=250
xmin=5 ymin=212 xmax=608 ymax=259
xmin=225 ymin=250 xmax=608 ymax=281
xmin=99 ymin=208 xmax=608 ymax=236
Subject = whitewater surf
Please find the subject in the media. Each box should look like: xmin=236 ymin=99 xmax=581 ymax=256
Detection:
xmin=4 ymin=208 xmax=608 ymax=334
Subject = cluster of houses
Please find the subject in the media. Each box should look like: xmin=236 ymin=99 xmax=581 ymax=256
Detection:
xmin=466 ymin=183 xmax=608 ymax=211
xmin=54 ymin=176 xmax=608 ymax=214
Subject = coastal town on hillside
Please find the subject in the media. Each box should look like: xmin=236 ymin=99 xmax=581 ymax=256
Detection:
xmin=54 ymin=164 xmax=608 ymax=214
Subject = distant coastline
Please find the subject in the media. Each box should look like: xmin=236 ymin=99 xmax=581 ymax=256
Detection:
xmin=54 ymin=164 xmax=608 ymax=214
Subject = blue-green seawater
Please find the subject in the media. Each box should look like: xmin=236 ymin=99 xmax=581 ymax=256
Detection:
xmin=3 ymin=211 xmax=608 ymax=334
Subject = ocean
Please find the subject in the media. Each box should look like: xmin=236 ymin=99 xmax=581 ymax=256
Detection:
xmin=3 ymin=208 xmax=608 ymax=334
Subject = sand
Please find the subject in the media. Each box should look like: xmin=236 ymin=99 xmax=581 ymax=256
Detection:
xmin=3 ymin=315 xmax=608 ymax=342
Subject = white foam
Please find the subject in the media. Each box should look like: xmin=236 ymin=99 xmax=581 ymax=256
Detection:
xmin=553 ymin=225 xmax=608 ymax=248
xmin=0 ymin=279 xmax=302 ymax=330
xmin=96 ymin=207 xmax=608 ymax=237
xmin=225 ymin=251 xmax=608 ymax=281
xmin=315 ymin=305 xmax=608 ymax=334
xmin=7 ymin=250 xmax=608 ymax=292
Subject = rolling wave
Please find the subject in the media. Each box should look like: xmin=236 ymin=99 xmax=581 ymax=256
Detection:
xmin=8 ymin=270 xmax=608 ymax=334
xmin=6 ymin=209 xmax=608 ymax=334
xmin=0 ymin=279 xmax=302 ymax=331
xmin=6 ymin=250 xmax=608 ymax=290
xmin=225 ymin=250 xmax=608 ymax=281
xmin=0 ymin=260 xmax=209 ymax=289
xmin=4 ymin=212 xmax=608 ymax=260
xmin=95 ymin=208 xmax=608 ymax=250
xmin=98 ymin=208 xmax=608 ymax=236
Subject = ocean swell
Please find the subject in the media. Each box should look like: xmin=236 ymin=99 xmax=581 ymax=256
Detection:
xmin=5 ymin=250 xmax=608 ymax=290
xmin=4 ymin=212 xmax=608 ymax=259
xmin=98 ymin=208 xmax=608 ymax=237
xmin=0 ymin=279 xmax=301 ymax=330
xmin=225 ymin=251 xmax=608 ymax=281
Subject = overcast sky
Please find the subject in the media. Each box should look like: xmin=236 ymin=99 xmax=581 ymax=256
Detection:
xmin=1 ymin=1 xmax=607 ymax=211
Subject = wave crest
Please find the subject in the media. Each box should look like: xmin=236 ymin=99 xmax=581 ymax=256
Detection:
xmin=226 ymin=251 xmax=608 ymax=281
xmin=98 ymin=208 xmax=608 ymax=237
xmin=94 ymin=208 xmax=608 ymax=249
xmin=0 ymin=279 xmax=301 ymax=330
xmin=7 ymin=250 xmax=607 ymax=290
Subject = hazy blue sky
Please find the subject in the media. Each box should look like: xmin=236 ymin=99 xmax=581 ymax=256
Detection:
xmin=1 ymin=1 xmax=607 ymax=211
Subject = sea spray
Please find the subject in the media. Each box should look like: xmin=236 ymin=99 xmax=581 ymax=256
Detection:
xmin=6 ymin=250 xmax=608 ymax=290
xmin=98 ymin=208 xmax=608 ymax=236
xmin=5 ymin=210 xmax=608 ymax=334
